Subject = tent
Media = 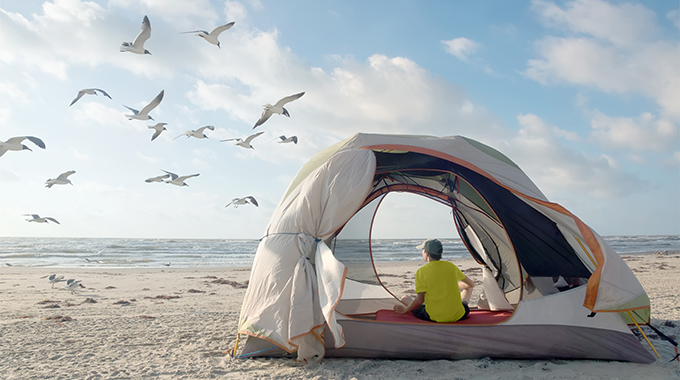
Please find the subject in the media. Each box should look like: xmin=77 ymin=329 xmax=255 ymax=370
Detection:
xmin=234 ymin=133 xmax=654 ymax=363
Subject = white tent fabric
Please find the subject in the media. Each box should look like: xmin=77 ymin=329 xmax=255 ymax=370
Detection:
xmin=238 ymin=148 xmax=376 ymax=362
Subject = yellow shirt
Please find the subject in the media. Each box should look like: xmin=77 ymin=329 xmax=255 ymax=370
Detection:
xmin=415 ymin=260 xmax=467 ymax=322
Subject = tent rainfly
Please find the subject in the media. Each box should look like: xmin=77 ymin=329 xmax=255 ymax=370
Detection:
xmin=234 ymin=133 xmax=655 ymax=364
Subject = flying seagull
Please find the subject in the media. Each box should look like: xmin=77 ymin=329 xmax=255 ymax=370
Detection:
xmin=181 ymin=21 xmax=235 ymax=48
xmin=225 ymin=196 xmax=258 ymax=208
xmin=45 ymin=170 xmax=76 ymax=188
xmin=221 ymin=131 xmax=264 ymax=149
xmin=145 ymin=173 xmax=171 ymax=183
xmin=277 ymin=135 xmax=298 ymax=144
xmin=25 ymin=214 xmax=60 ymax=224
xmin=120 ymin=15 xmax=152 ymax=55
xmin=174 ymin=125 xmax=214 ymax=140
xmin=0 ymin=136 xmax=46 ymax=158
xmin=124 ymin=90 xmax=164 ymax=121
xmin=40 ymin=274 xmax=65 ymax=289
xmin=148 ymin=122 xmax=168 ymax=141
xmin=253 ymin=92 xmax=305 ymax=129
xmin=70 ymin=88 xmax=112 ymax=106
xmin=162 ymin=170 xmax=199 ymax=187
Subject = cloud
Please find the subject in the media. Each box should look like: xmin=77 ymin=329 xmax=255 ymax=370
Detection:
xmin=526 ymin=0 xmax=680 ymax=119
xmin=502 ymin=113 xmax=645 ymax=199
xmin=441 ymin=37 xmax=480 ymax=62
xmin=668 ymin=10 xmax=680 ymax=29
xmin=589 ymin=110 xmax=679 ymax=152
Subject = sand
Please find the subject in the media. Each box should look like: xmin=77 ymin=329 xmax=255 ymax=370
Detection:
xmin=1 ymin=254 xmax=678 ymax=379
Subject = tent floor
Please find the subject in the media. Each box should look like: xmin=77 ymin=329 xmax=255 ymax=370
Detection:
xmin=372 ymin=309 xmax=513 ymax=325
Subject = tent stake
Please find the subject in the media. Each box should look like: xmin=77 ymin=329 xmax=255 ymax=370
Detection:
xmin=627 ymin=311 xmax=661 ymax=360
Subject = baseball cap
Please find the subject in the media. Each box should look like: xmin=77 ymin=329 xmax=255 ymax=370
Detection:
xmin=417 ymin=239 xmax=443 ymax=256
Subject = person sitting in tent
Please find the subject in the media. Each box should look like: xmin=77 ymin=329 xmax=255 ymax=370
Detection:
xmin=394 ymin=238 xmax=475 ymax=322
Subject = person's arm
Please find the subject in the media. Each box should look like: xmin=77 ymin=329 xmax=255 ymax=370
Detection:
xmin=459 ymin=276 xmax=475 ymax=304
xmin=393 ymin=292 xmax=425 ymax=314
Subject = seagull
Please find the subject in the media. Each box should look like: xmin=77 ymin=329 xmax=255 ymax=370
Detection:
xmin=45 ymin=170 xmax=76 ymax=188
xmin=69 ymin=88 xmax=112 ymax=106
xmin=85 ymin=258 xmax=101 ymax=264
xmin=0 ymin=136 xmax=46 ymax=158
xmin=124 ymin=90 xmax=164 ymax=121
xmin=25 ymin=214 xmax=60 ymax=224
xmin=253 ymin=92 xmax=305 ymax=129
xmin=66 ymin=279 xmax=82 ymax=294
xmin=277 ymin=135 xmax=298 ymax=144
xmin=174 ymin=125 xmax=214 ymax=140
xmin=162 ymin=170 xmax=199 ymax=187
xmin=221 ymin=131 xmax=264 ymax=149
xmin=120 ymin=15 xmax=152 ymax=55
xmin=181 ymin=21 xmax=235 ymax=48
xmin=148 ymin=122 xmax=168 ymax=141
xmin=225 ymin=196 xmax=258 ymax=208
xmin=40 ymin=274 xmax=65 ymax=288
xmin=145 ymin=173 xmax=170 ymax=183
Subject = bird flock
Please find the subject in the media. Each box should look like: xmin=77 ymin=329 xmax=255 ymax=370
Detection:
xmin=4 ymin=15 xmax=309 ymax=226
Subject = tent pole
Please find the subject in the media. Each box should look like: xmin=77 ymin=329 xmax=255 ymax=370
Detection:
xmin=627 ymin=311 xmax=661 ymax=360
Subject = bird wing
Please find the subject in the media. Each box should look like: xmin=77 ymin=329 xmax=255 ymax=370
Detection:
xmin=94 ymin=89 xmax=112 ymax=99
xmin=56 ymin=170 xmax=76 ymax=180
xmin=123 ymin=105 xmax=140 ymax=115
xmin=151 ymin=128 xmax=163 ymax=141
xmin=246 ymin=196 xmax=259 ymax=207
xmin=45 ymin=217 xmax=60 ymax=224
xmin=70 ymin=90 xmax=86 ymax=106
xmin=5 ymin=136 xmax=28 ymax=145
xmin=177 ymin=173 xmax=200 ymax=182
xmin=220 ymin=138 xmax=238 ymax=142
xmin=211 ymin=21 xmax=235 ymax=36
xmin=195 ymin=125 xmax=212 ymax=134
xmin=25 ymin=214 xmax=40 ymax=219
xmin=173 ymin=131 xmax=190 ymax=140
xmin=244 ymin=131 xmax=265 ymax=144
xmin=253 ymin=108 xmax=273 ymax=129
xmin=139 ymin=90 xmax=164 ymax=115
xmin=274 ymin=92 xmax=305 ymax=107
xmin=25 ymin=136 xmax=46 ymax=149
xmin=161 ymin=170 xmax=178 ymax=180
xmin=291 ymin=136 xmax=298 ymax=144
xmin=132 ymin=15 xmax=152 ymax=48
xmin=180 ymin=30 xmax=209 ymax=35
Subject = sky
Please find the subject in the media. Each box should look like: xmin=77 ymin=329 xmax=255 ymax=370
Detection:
xmin=0 ymin=0 xmax=678 ymax=240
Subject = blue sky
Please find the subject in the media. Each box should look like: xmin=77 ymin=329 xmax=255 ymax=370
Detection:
xmin=0 ymin=0 xmax=678 ymax=239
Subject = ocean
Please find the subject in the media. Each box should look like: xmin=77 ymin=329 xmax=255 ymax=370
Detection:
xmin=0 ymin=235 xmax=677 ymax=269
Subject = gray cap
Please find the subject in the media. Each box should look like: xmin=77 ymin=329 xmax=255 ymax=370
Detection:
xmin=417 ymin=239 xmax=443 ymax=256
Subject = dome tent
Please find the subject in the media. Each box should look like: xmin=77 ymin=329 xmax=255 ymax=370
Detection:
xmin=234 ymin=133 xmax=654 ymax=363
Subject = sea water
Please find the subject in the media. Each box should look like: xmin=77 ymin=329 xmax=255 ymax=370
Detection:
xmin=0 ymin=235 xmax=677 ymax=269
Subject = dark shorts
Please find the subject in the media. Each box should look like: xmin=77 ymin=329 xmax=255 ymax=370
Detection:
xmin=413 ymin=302 xmax=470 ymax=322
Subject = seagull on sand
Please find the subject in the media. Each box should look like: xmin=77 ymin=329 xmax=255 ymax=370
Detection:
xmin=162 ymin=170 xmax=199 ymax=187
xmin=181 ymin=21 xmax=235 ymax=48
xmin=221 ymin=131 xmax=264 ymax=149
xmin=45 ymin=170 xmax=76 ymax=188
xmin=225 ymin=196 xmax=258 ymax=208
xmin=276 ymin=135 xmax=298 ymax=144
xmin=174 ymin=125 xmax=214 ymax=140
xmin=0 ymin=136 xmax=46 ymax=158
xmin=120 ymin=15 xmax=152 ymax=55
xmin=145 ymin=173 xmax=170 ymax=183
xmin=253 ymin=92 xmax=305 ymax=129
xmin=124 ymin=90 xmax=164 ymax=121
xmin=25 ymin=214 xmax=60 ymax=224
xmin=40 ymin=274 xmax=65 ymax=288
xmin=148 ymin=122 xmax=168 ymax=141
xmin=70 ymin=88 xmax=112 ymax=106
xmin=66 ymin=279 xmax=82 ymax=294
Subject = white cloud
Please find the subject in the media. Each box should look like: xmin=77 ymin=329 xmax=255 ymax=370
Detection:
xmin=441 ymin=37 xmax=480 ymax=62
xmin=589 ymin=110 xmax=679 ymax=152
xmin=502 ymin=113 xmax=645 ymax=199
xmin=526 ymin=0 xmax=680 ymax=120
xmin=668 ymin=10 xmax=680 ymax=29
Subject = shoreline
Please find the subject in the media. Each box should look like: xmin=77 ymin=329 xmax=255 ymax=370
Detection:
xmin=1 ymin=255 xmax=678 ymax=379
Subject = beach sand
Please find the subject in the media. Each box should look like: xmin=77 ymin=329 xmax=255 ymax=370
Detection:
xmin=1 ymin=254 xmax=678 ymax=379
